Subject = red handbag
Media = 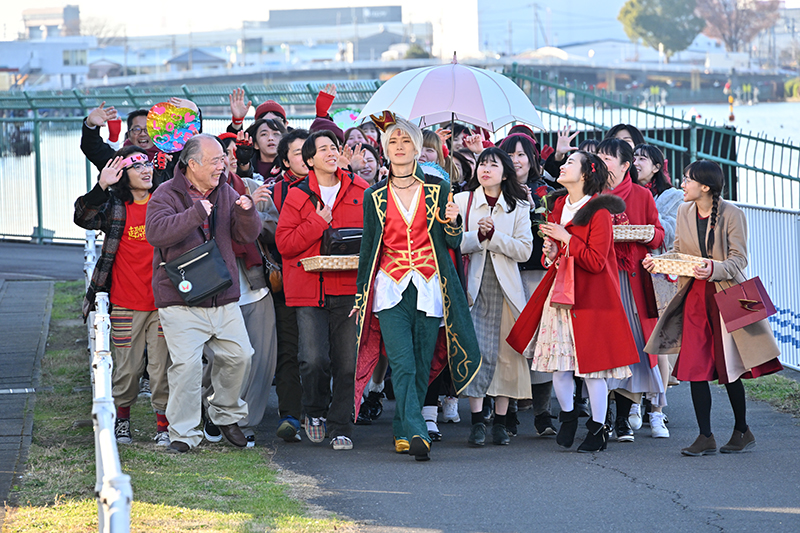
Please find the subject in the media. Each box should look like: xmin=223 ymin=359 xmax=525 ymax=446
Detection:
xmin=550 ymin=246 xmax=575 ymax=309
xmin=713 ymin=275 xmax=776 ymax=333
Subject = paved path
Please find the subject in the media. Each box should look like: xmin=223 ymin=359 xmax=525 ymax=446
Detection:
xmin=0 ymin=241 xmax=82 ymax=528
xmin=2 ymin=240 xmax=799 ymax=532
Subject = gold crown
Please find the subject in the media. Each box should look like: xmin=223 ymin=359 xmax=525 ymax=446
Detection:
xmin=369 ymin=110 xmax=396 ymax=133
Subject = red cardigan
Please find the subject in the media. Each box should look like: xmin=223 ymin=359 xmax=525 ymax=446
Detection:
xmin=275 ymin=168 xmax=368 ymax=307
xmin=507 ymin=192 xmax=640 ymax=374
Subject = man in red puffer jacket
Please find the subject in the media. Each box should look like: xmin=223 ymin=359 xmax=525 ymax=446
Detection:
xmin=276 ymin=130 xmax=368 ymax=451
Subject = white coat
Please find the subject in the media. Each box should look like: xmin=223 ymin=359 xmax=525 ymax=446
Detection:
xmin=454 ymin=187 xmax=533 ymax=315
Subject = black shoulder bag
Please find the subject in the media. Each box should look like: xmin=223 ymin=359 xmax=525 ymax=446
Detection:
xmin=296 ymin=177 xmax=362 ymax=255
xmin=159 ymin=206 xmax=232 ymax=306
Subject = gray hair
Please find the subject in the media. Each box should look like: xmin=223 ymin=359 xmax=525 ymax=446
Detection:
xmin=179 ymin=133 xmax=216 ymax=168
xmin=381 ymin=116 xmax=423 ymax=160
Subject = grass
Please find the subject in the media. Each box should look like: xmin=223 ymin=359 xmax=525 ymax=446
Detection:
xmin=742 ymin=373 xmax=800 ymax=417
xmin=4 ymin=281 xmax=356 ymax=533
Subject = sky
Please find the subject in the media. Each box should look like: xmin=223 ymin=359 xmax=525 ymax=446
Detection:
xmin=2 ymin=0 xmax=799 ymax=53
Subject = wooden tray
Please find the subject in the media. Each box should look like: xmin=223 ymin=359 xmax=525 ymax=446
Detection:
xmin=613 ymin=224 xmax=655 ymax=243
xmin=300 ymin=255 xmax=359 ymax=272
xmin=650 ymin=253 xmax=705 ymax=278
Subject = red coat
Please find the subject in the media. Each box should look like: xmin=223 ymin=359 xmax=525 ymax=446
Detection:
xmin=604 ymin=180 xmax=665 ymax=366
xmin=276 ymin=168 xmax=368 ymax=307
xmin=507 ymin=192 xmax=640 ymax=374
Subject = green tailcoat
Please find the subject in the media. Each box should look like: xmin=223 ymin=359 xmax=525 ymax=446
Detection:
xmin=353 ymin=167 xmax=481 ymax=411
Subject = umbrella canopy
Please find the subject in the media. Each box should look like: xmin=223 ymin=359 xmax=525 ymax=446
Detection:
xmin=356 ymin=59 xmax=544 ymax=132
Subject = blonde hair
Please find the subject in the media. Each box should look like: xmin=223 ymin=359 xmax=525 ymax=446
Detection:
xmin=422 ymin=130 xmax=446 ymax=167
xmin=381 ymin=116 xmax=423 ymax=160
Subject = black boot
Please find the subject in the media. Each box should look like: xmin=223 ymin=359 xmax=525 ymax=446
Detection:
xmin=556 ymin=409 xmax=579 ymax=448
xmin=577 ymin=419 xmax=608 ymax=453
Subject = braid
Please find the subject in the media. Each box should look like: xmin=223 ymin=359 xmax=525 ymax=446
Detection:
xmin=707 ymin=192 xmax=720 ymax=253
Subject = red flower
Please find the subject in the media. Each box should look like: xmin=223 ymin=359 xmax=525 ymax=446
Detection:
xmin=535 ymin=186 xmax=548 ymax=198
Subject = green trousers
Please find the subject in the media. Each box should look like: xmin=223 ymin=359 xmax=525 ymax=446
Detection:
xmin=376 ymin=283 xmax=441 ymax=444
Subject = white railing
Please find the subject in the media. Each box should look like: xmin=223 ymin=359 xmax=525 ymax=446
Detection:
xmin=84 ymin=231 xmax=98 ymax=357
xmin=738 ymin=203 xmax=800 ymax=371
xmin=91 ymin=292 xmax=132 ymax=532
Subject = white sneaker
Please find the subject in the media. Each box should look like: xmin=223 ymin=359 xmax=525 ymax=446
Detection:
xmin=650 ymin=412 xmax=670 ymax=438
xmin=442 ymin=396 xmax=460 ymax=423
xmin=628 ymin=403 xmax=643 ymax=431
xmin=153 ymin=431 xmax=170 ymax=446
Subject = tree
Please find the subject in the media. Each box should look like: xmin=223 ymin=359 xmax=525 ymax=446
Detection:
xmin=81 ymin=17 xmax=125 ymax=47
xmin=618 ymin=0 xmax=706 ymax=59
xmin=695 ymin=0 xmax=780 ymax=52
xmin=405 ymin=43 xmax=431 ymax=59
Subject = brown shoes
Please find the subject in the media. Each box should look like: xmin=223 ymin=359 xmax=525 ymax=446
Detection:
xmin=720 ymin=427 xmax=756 ymax=453
xmin=681 ymin=433 xmax=717 ymax=456
xmin=219 ymin=423 xmax=248 ymax=448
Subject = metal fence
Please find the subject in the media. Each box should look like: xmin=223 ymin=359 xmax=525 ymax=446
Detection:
xmin=504 ymin=65 xmax=800 ymax=212
xmin=1 ymin=75 xmax=798 ymax=368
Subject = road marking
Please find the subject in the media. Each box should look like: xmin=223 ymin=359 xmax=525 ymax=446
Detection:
xmin=0 ymin=388 xmax=36 ymax=394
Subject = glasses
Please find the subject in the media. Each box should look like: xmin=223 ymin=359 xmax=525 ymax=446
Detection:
xmin=129 ymin=126 xmax=146 ymax=135
xmin=128 ymin=161 xmax=154 ymax=171
xmin=682 ymin=175 xmax=695 ymax=183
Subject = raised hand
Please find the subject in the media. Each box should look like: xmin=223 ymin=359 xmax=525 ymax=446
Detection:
xmin=554 ymin=125 xmax=579 ymax=160
xmin=435 ymin=129 xmax=452 ymax=144
xmin=347 ymin=142 xmax=366 ymax=171
xmin=463 ymin=133 xmax=485 ymax=155
xmin=167 ymin=97 xmax=198 ymax=112
xmin=229 ymin=88 xmax=252 ymax=121
xmin=234 ymin=131 xmax=255 ymax=166
xmin=322 ymin=83 xmax=337 ymax=99
xmin=98 ymin=156 xmax=124 ymax=189
xmin=339 ymin=143 xmax=354 ymax=169
xmin=154 ymin=151 xmax=171 ymax=171
xmin=87 ymin=102 xmax=118 ymax=128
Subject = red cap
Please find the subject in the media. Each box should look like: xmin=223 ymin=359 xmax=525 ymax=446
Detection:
xmin=255 ymin=100 xmax=286 ymax=121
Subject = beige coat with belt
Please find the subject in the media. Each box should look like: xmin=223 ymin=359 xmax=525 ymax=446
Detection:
xmin=644 ymin=199 xmax=780 ymax=373
xmin=454 ymin=188 xmax=533 ymax=315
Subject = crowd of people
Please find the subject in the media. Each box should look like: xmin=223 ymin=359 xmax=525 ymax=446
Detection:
xmin=74 ymin=86 xmax=781 ymax=459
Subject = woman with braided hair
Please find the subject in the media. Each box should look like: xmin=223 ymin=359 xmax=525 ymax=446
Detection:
xmin=644 ymin=160 xmax=782 ymax=456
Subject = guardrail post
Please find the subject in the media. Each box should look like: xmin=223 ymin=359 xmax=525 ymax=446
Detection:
xmin=21 ymin=92 xmax=44 ymax=244
xmin=690 ymin=115 xmax=698 ymax=162
xmin=91 ymin=293 xmax=132 ymax=532
xmin=85 ymin=231 xmax=98 ymax=356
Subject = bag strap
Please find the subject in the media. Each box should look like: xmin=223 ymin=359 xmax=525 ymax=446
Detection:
xmin=295 ymin=176 xmax=323 ymax=208
xmin=158 ymin=201 xmax=216 ymax=266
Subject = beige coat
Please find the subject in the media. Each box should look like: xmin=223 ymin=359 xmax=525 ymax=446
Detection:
xmin=644 ymin=199 xmax=780 ymax=372
xmin=454 ymin=188 xmax=533 ymax=315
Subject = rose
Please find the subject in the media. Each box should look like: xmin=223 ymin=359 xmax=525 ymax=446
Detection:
xmin=535 ymin=186 xmax=548 ymax=198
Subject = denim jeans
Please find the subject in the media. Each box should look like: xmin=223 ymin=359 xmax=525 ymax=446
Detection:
xmin=296 ymin=294 xmax=356 ymax=439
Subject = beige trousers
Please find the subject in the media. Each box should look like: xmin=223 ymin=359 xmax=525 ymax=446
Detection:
xmin=110 ymin=306 xmax=170 ymax=412
xmin=159 ymin=302 xmax=253 ymax=448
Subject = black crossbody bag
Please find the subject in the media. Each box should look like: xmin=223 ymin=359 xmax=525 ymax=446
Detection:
xmin=296 ymin=177 xmax=362 ymax=255
xmin=159 ymin=207 xmax=232 ymax=306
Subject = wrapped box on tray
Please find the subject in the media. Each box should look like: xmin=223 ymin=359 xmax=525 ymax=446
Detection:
xmin=650 ymin=253 xmax=705 ymax=278
xmin=613 ymin=224 xmax=655 ymax=243
xmin=300 ymin=255 xmax=359 ymax=272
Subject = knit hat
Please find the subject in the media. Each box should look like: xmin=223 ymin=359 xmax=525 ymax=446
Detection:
xmin=310 ymin=117 xmax=344 ymax=144
xmin=255 ymin=100 xmax=286 ymax=121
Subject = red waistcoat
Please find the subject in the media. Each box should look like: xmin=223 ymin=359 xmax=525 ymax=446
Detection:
xmin=379 ymin=186 xmax=436 ymax=283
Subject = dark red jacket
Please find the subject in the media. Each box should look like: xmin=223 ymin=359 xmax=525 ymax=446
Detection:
xmin=507 ymin=192 xmax=640 ymax=374
xmin=275 ymin=168 xmax=368 ymax=307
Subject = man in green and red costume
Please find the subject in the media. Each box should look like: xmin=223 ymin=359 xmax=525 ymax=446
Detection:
xmin=352 ymin=113 xmax=481 ymax=461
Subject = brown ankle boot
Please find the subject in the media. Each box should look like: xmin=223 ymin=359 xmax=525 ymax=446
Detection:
xmin=720 ymin=427 xmax=755 ymax=453
xmin=681 ymin=433 xmax=717 ymax=456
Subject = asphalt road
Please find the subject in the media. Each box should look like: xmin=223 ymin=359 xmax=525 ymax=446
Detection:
xmin=5 ymin=240 xmax=799 ymax=533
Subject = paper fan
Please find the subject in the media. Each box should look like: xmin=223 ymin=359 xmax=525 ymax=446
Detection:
xmin=146 ymin=102 xmax=201 ymax=153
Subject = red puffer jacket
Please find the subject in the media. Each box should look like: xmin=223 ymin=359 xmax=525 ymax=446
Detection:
xmin=276 ymin=168 xmax=368 ymax=307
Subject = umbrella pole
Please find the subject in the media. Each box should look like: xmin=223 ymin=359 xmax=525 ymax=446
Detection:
xmin=435 ymin=112 xmax=456 ymax=225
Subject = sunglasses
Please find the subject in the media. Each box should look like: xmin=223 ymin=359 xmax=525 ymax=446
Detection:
xmin=128 ymin=161 xmax=154 ymax=171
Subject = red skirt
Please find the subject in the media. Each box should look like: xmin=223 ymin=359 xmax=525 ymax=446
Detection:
xmin=673 ymin=279 xmax=782 ymax=384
